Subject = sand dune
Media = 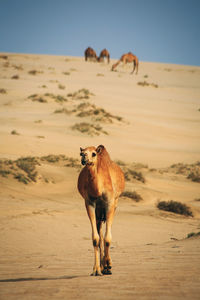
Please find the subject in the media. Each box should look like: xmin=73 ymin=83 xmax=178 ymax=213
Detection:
xmin=0 ymin=53 xmax=200 ymax=299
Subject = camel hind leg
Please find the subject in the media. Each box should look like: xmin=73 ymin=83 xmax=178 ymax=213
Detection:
xmin=102 ymin=202 xmax=116 ymax=275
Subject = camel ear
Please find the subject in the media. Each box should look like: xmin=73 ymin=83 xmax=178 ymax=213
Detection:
xmin=80 ymin=147 xmax=83 ymax=155
xmin=96 ymin=145 xmax=104 ymax=154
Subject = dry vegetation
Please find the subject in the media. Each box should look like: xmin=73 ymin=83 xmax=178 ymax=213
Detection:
xmin=0 ymin=88 xmax=7 ymax=94
xmin=137 ymin=81 xmax=158 ymax=88
xmin=0 ymin=155 xmax=81 ymax=185
xmin=164 ymin=162 xmax=200 ymax=183
xmin=157 ymin=200 xmax=193 ymax=217
xmin=121 ymin=191 xmax=143 ymax=202
xmin=71 ymin=122 xmax=108 ymax=136
xmin=27 ymin=88 xmax=124 ymax=136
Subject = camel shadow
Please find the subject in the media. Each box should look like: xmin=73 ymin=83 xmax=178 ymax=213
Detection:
xmin=0 ymin=275 xmax=87 ymax=283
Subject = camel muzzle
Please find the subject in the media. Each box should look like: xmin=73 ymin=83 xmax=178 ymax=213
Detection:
xmin=81 ymin=158 xmax=86 ymax=165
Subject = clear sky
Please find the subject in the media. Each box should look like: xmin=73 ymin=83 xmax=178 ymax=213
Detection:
xmin=0 ymin=0 xmax=200 ymax=66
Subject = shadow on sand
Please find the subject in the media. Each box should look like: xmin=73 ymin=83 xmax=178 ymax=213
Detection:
xmin=0 ymin=275 xmax=83 ymax=283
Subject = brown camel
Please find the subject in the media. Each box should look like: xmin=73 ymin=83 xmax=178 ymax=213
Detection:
xmin=98 ymin=49 xmax=110 ymax=63
xmin=111 ymin=52 xmax=139 ymax=74
xmin=84 ymin=47 xmax=98 ymax=62
xmin=78 ymin=145 xmax=125 ymax=276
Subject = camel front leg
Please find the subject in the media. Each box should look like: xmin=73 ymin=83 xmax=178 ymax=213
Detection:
xmin=103 ymin=203 xmax=116 ymax=275
xmin=85 ymin=203 xmax=102 ymax=276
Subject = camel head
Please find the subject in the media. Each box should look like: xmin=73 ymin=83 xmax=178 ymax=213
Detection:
xmin=80 ymin=145 xmax=105 ymax=166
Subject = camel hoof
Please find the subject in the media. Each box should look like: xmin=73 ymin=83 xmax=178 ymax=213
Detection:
xmin=90 ymin=271 xmax=102 ymax=276
xmin=102 ymin=268 xmax=112 ymax=275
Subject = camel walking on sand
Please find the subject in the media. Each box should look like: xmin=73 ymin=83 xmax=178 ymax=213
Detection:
xmin=78 ymin=145 xmax=125 ymax=276
xmin=84 ymin=47 xmax=98 ymax=62
xmin=98 ymin=49 xmax=110 ymax=63
xmin=111 ymin=52 xmax=139 ymax=74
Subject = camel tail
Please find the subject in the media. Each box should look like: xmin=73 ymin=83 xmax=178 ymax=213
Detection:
xmin=95 ymin=203 xmax=107 ymax=222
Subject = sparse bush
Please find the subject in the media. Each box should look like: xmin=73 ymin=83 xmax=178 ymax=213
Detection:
xmin=41 ymin=155 xmax=61 ymax=163
xmin=97 ymin=73 xmax=104 ymax=77
xmin=63 ymin=72 xmax=70 ymax=76
xmin=58 ymin=84 xmax=65 ymax=90
xmin=71 ymin=122 xmax=108 ymax=136
xmin=137 ymin=81 xmax=158 ymax=88
xmin=67 ymin=88 xmax=94 ymax=100
xmin=121 ymin=191 xmax=143 ymax=202
xmin=124 ymin=169 xmax=146 ymax=183
xmin=54 ymin=108 xmax=71 ymax=114
xmin=187 ymin=232 xmax=200 ymax=238
xmin=187 ymin=171 xmax=200 ymax=183
xmin=0 ymin=88 xmax=7 ymax=94
xmin=0 ymin=170 xmax=11 ymax=178
xmin=28 ymin=70 xmax=43 ymax=75
xmin=11 ymin=130 xmax=20 ymax=135
xmin=15 ymin=157 xmax=39 ymax=182
xmin=14 ymin=173 xmax=30 ymax=184
xmin=157 ymin=200 xmax=193 ymax=217
xmin=11 ymin=75 xmax=19 ymax=79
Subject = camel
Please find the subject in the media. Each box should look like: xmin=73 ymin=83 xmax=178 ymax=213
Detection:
xmin=98 ymin=49 xmax=110 ymax=64
xmin=77 ymin=145 xmax=125 ymax=276
xmin=84 ymin=47 xmax=98 ymax=62
xmin=111 ymin=52 xmax=139 ymax=74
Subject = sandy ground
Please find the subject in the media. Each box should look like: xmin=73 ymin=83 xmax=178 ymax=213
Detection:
xmin=0 ymin=53 xmax=200 ymax=299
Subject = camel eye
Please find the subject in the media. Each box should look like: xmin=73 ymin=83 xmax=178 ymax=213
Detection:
xmin=92 ymin=152 xmax=96 ymax=157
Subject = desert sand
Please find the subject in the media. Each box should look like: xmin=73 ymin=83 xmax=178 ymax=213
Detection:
xmin=0 ymin=53 xmax=200 ymax=299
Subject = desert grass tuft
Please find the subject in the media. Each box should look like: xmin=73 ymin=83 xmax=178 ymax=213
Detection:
xmin=124 ymin=169 xmax=146 ymax=183
xmin=121 ymin=191 xmax=143 ymax=202
xmin=71 ymin=122 xmax=108 ymax=136
xmin=157 ymin=200 xmax=193 ymax=217
xmin=0 ymin=88 xmax=7 ymax=94
xmin=137 ymin=81 xmax=158 ymax=88
xmin=187 ymin=232 xmax=200 ymax=238
xmin=11 ymin=130 xmax=20 ymax=135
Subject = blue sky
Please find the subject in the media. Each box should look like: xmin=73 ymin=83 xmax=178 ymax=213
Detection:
xmin=0 ymin=0 xmax=200 ymax=66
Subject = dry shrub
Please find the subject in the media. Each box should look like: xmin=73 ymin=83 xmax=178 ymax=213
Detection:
xmin=11 ymin=75 xmax=19 ymax=80
xmin=28 ymin=93 xmax=68 ymax=103
xmin=124 ymin=169 xmax=146 ymax=183
xmin=169 ymin=162 xmax=200 ymax=183
xmin=71 ymin=122 xmax=108 ymax=136
xmin=67 ymin=88 xmax=94 ymax=100
xmin=157 ymin=200 xmax=193 ymax=217
xmin=0 ymin=88 xmax=7 ymax=94
xmin=28 ymin=70 xmax=43 ymax=75
xmin=137 ymin=81 xmax=158 ymax=88
xmin=121 ymin=191 xmax=142 ymax=202
xmin=11 ymin=130 xmax=20 ymax=135
xmin=187 ymin=171 xmax=200 ymax=183
xmin=187 ymin=232 xmax=200 ymax=238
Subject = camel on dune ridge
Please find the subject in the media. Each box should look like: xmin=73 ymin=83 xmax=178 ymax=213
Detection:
xmin=78 ymin=145 xmax=125 ymax=276
xmin=111 ymin=52 xmax=139 ymax=74
xmin=98 ymin=49 xmax=110 ymax=64
xmin=84 ymin=47 xmax=98 ymax=61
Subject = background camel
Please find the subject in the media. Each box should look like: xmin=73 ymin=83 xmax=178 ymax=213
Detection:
xmin=84 ymin=47 xmax=98 ymax=62
xmin=78 ymin=145 xmax=125 ymax=276
xmin=98 ymin=49 xmax=110 ymax=63
xmin=111 ymin=52 xmax=139 ymax=74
